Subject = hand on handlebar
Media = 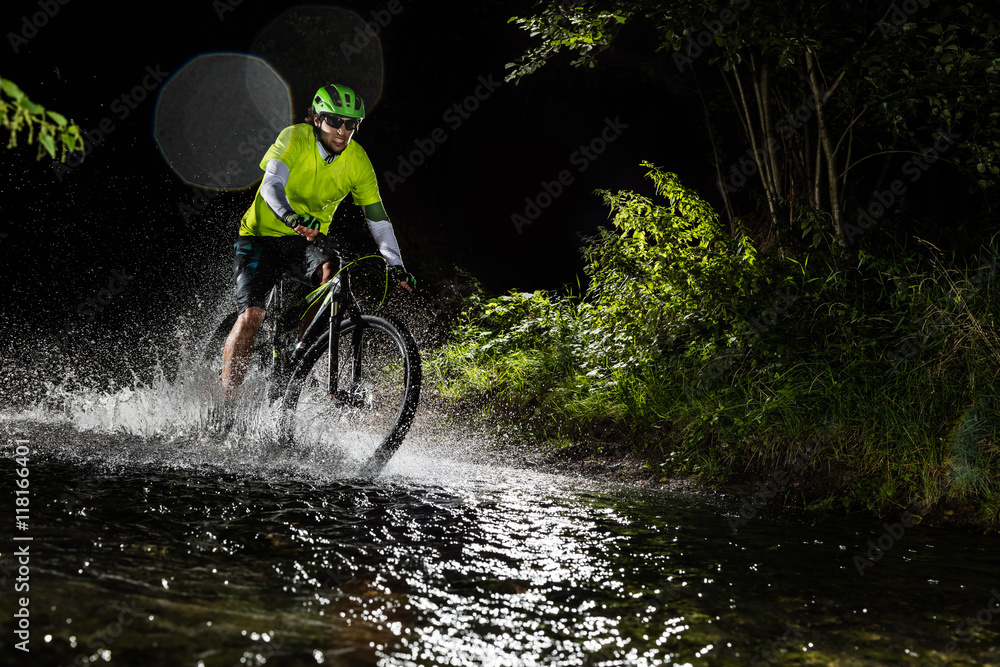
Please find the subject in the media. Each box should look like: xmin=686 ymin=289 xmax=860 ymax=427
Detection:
xmin=283 ymin=213 xmax=322 ymax=240
xmin=388 ymin=265 xmax=416 ymax=293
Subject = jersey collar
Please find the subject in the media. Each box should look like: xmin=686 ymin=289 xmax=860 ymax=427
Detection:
xmin=316 ymin=140 xmax=338 ymax=164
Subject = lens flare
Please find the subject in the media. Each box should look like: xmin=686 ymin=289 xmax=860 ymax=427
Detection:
xmin=251 ymin=5 xmax=384 ymax=117
xmin=944 ymin=394 xmax=997 ymax=493
xmin=154 ymin=52 xmax=292 ymax=190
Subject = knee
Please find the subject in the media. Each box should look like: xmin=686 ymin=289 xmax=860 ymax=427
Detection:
xmin=234 ymin=307 xmax=265 ymax=339
xmin=318 ymin=261 xmax=334 ymax=284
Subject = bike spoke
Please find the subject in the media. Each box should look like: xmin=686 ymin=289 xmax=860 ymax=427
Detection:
xmin=280 ymin=315 xmax=420 ymax=471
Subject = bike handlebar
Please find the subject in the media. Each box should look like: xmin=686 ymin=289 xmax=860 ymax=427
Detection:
xmin=311 ymin=233 xmax=341 ymax=262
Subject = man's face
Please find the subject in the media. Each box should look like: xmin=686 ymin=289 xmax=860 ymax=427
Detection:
xmin=314 ymin=113 xmax=358 ymax=154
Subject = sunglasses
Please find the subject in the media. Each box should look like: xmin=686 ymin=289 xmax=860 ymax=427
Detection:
xmin=320 ymin=114 xmax=361 ymax=131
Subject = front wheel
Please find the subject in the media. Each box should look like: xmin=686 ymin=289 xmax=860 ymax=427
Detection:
xmin=279 ymin=314 xmax=421 ymax=476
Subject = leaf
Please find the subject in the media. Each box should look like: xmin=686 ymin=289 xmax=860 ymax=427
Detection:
xmin=61 ymin=130 xmax=82 ymax=152
xmin=16 ymin=97 xmax=44 ymax=114
xmin=1 ymin=78 xmax=25 ymax=100
xmin=46 ymin=110 xmax=68 ymax=127
xmin=38 ymin=131 xmax=55 ymax=158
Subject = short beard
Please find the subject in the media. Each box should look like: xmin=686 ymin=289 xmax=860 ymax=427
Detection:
xmin=309 ymin=113 xmax=323 ymax=142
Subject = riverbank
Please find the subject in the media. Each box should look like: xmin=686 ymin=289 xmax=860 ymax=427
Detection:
xmin=493 ymin=426 xmax=998 ymax=533
xmin=421 ymin=383 xmax=1000 ymax=534
xmin=459 ymin=426 xmax=991 ymax=534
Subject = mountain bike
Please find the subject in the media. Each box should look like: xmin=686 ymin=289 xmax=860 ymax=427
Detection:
xmin=202 ymin=236 xmax=421 ymax=476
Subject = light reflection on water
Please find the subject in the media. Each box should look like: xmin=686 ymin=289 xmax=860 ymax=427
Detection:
xmin=1 ymin=380 xmax=999 ymax=666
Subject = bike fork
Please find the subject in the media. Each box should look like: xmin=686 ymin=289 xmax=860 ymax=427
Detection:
xmin=327 ymin=295 xmax=342 ymax=400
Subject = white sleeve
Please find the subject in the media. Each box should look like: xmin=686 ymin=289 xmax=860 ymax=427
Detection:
xmin=366 ymin=218 xmax=404 ymax=267
xmin=260 ymin=159 xmax=294 ymax=222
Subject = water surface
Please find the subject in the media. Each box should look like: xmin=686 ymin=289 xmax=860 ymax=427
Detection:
xmin=1 ymin=371 xmax=998 ymax=666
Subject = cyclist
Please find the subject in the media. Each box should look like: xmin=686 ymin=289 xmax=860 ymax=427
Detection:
xmin=221 ymin=83 xmax=415 ymax=399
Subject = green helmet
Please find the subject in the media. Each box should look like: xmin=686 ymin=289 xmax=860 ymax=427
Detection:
xmin=312 ymin=84 xmax=365 ymax=120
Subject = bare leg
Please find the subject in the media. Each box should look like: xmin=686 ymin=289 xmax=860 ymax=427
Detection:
xmin=221 ymin=306 xmax=266 ymax=400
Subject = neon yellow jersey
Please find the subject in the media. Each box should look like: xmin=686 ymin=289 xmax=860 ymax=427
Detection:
xmin=239 ymin=124 xmax=382 ymax=237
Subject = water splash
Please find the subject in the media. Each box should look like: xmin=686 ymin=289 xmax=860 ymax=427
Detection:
xmin=1 ymin=305 xmax=516 ymax=487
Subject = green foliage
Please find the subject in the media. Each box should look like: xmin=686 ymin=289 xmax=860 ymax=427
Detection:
xmin=507 ymin=1 xmax=1000 ymax=247
xmin=1 ymin=77 xmax=83 ymax=161
xmin=587 ymin=162 xmax=767 ymax=342
xmin=860 ymin=3 xmax=1000 ymax=191
xmin=430 ymin=163 xmax=1000 ymax=529
xmin=505 ymin=3 xmax=631 ymax=80
xmin=479 ymin=1 xmax=1000 ymax=527
xmin=431 ymin=163 xmax=780 ymax=437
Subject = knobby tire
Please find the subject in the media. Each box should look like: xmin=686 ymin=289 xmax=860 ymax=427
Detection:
xmin=279 ymin=313 xmax=421 ymax=477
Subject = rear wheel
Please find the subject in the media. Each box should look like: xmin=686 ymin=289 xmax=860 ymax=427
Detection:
xmin=279 ymin=314 xmax=421 ymax=476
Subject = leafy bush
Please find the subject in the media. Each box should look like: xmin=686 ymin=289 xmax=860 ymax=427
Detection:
xmin=431 ymin=163 xmax=780 ymax=435
xmin=429 ymin=164 xmax=1000 ymax=527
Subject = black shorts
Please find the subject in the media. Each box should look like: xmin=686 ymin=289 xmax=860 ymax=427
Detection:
xmin=233 ymin=236 xmax=330 ymax=315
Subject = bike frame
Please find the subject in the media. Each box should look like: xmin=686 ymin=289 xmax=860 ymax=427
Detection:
xmin=265 ymin=238 xmax=386 ymax=402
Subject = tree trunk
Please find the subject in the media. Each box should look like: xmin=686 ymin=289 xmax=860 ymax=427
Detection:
xmin=758 ymin=59 xmax=783 ymax=202
xmin=806 ymin=51 xmax=844 ymax=243
xmin=731 ymin=62 xmax=780 ymax=230
xmin=693 ymin=67 xmax=736 ymax=231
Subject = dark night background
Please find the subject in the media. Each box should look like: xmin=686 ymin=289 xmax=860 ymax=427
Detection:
xmin=1 ymin=0 xmax=703 ymax=384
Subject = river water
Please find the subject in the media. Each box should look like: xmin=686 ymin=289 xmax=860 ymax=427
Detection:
xmin=1 ymin=364 xmax=999 ymax=667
